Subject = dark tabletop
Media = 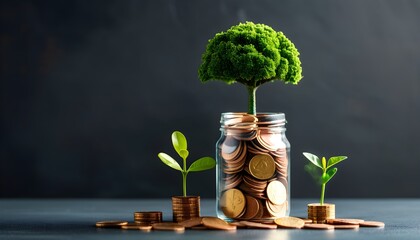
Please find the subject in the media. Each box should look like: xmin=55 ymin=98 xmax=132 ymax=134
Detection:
xmin=1 ymin=198 xmax=419 ymax=240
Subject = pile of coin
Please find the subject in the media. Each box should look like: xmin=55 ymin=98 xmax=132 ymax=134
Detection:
xmin=172 ymin=196 xmax=200 ymax=222
xmin=307 ymin=203 xmax=335 ymax=223
xmin=219 ymin=113 xmax=289 ymax=220
xmin=134 ymin=211 xmax=162 ymax=224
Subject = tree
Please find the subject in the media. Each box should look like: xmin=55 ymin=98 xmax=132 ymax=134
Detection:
xmin=198 ymin=22 xmax=303 ymax=115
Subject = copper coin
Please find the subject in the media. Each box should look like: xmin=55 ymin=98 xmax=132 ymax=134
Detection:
xmin=327 ymin=218 xmax=364 ymax=225
xmin=121 ymin=223 xmax=153 ymax=231
xmin=266 ymin=180 xmax=287 ymax=205
xmin=239 ymin=221 xmax=277 ymax=229
xmin=134 ymin=211 xmax=162 ymax=216
xmin=190 ymin=225 xmax=208 ymax=230
xmin=230 ymin=221 xmax=247 ymax=228
xmin=220 ymin=189 xmax=246 ymax=218
xmin=95 ymin=221 xmax=128 ymax=228
xmin=202 ymin=217 xmax=236 ymax=230
xmin=152 ymin=222 xmax=185 ymax=231
xmin=333 ymin=224 xmax=360 ymax=229
xmin=266 ymin=200 xmax=287 ymax=217
xmin=359 ymin=221 xmax=385 ymax=227
xmin=274 ymin=217 xmax=305 ymax=229
xmin=304 ymin=223 xmax=334 ymax=230
xmin=240 ymin=195 xmax=260 ymax=219
xmin=178 ymin=217 xmax=203 ymax=228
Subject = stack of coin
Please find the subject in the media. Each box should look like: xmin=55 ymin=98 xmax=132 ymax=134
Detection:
xmin=307 ymin=203 xmax=335 ymax=223
xmin=172 ymin=196 xmax=200 ymax=222
xmin=218 ymin=113 xmax=289 ymax=220
xmin=134 ymin=211 xmax=162 ymax=224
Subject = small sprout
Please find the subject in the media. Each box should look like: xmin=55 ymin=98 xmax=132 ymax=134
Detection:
xmin=303 ymin=152 xmax=348 ymax=205
xmin=158 ymin=131 xmax=216 ymax=197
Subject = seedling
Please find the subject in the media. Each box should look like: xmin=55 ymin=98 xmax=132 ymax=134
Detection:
xmin=158 ymin=131 xmax=216 ymax=197
xmin=198 ymin=22 xmax=302 ymax=115
xmin=303 ymin=152 xmax=348 ymax=205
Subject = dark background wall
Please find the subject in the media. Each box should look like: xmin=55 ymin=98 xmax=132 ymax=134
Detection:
xmin=1 ymin=0 xmax=419 ymax=198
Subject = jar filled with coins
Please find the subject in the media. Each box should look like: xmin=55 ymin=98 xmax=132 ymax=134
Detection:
xmin=216 ymin=113 xmax=290 ymax=221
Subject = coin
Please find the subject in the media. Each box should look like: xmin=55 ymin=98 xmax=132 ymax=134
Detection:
xmin=240 ymin=195 xmax=260 ymax=219
xmin=326 ymin=218 xmax=364 ymax=225
xmin=274 ymin=217 xmax=305 ymax=229
xmin=220 ymin=189 xmax=246 ymax=218
xmin=359 ymin=221 xmax=385 ymax=227
xmin=256 ymin=131 xmax=285 ymax=151
xmin=249 ymin=154 xmax=276 ymax=180
xmin=239 ymin=221 xmax=277 ymax=229
xmin=333 ymin=224 xmax=360 ymax=229
xmin=304 ymin=223 xmax=334 ymax=230
xmin=172 ymin=196 xmax=200 ymax=222
xmin=266 ymin=200 xmax=287 ymax=217
xmin=121 ymin=223 xmax=153 ymax=231
xmin=296 ymin=217 xmax=313 ymax=224
xmin=178 ymin=217 xmax=203 ymax=228
xmin=152 ymin=222 xmax=185 ymax=232
xmin=95 ymin=221 xmax=128 ymax=228
xmin=307 ymin=203 xmax=335 ymax=223
xmin=266 ymin=180 xmax=287 ymax=205
xmin=133 ymin=211 xmax=162 ymax=224
xmin=202 ymin=217 xmax=236 ymax=230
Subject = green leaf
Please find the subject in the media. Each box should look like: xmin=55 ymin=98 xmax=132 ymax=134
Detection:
xmin=158 ymin=152 xmax=182 ymax=171
xmin=303 ymin=152 xmax=323 ymax=169
xmin=304 ymin=164 xmax=322 ymax=185
xmin=179 ymin=149 xmax=189 ymax=160
xmin=322 ymin=167 xmax=337 ymax=184
xmin=172 ymin=131 xmax=188 ymax=158
xmin=327 ymin=156 xmax=348 ymax=169
xmin=187 ymin=157 xmax=216 ymax=172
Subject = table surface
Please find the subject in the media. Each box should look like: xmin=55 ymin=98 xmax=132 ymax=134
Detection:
xmin=0 ymin=198 xmax=419 ymax=240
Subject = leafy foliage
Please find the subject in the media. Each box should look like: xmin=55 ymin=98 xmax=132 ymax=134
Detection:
xmin=158 ymin=131 xmax=216 ymax=197
xmin=198 ymin=22 xmax=302 ymax=88
xmin=303 ymin=152 xmax=348 ymax=205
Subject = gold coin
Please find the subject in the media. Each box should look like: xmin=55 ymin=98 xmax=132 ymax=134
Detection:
xmin=202 ymin=217 xmax=236 ymax=230
xmin=220 ymin=189 xmax=246 ymax=218
xmin=95 ymin=221 xmax=128 ymax=228
xmin=121 ymin=223 xmax=152 ymax=231
xmin=274 ymin=217 xmax=305 ymax=229
xmin=307 ymin=203 xmax=335 ymax=223
xmin=249 ymin=154 xmax=276 ymax=180
xmin=359 ymin=221 xmax=385 ymax=227
xmin=266 ymin=180 xmax=287 ymax=205
xmin=152 ymin=222 xmax=185 ymax=231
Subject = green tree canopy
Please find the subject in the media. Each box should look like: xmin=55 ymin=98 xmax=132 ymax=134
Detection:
xmin=198 ymin=22 xmax=303 ymax=114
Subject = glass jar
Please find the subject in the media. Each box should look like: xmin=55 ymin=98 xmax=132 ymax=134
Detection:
xmin=216 ymin=112 xmax=290 ymax=221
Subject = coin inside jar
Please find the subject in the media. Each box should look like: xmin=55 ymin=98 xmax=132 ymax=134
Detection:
xmin=220 ymin=188 xmax=246 ymax=218
xmin=240 ymin=195 xmax=260 ymax=219
xmin=266 ymin=180 xmax=287 ymax=205
xmin=248 ymin=154 xmax=276 ymax=180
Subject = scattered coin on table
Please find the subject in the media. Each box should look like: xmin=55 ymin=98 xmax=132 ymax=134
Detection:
xmin=95 ymin=221 xmax=128 ymax=228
